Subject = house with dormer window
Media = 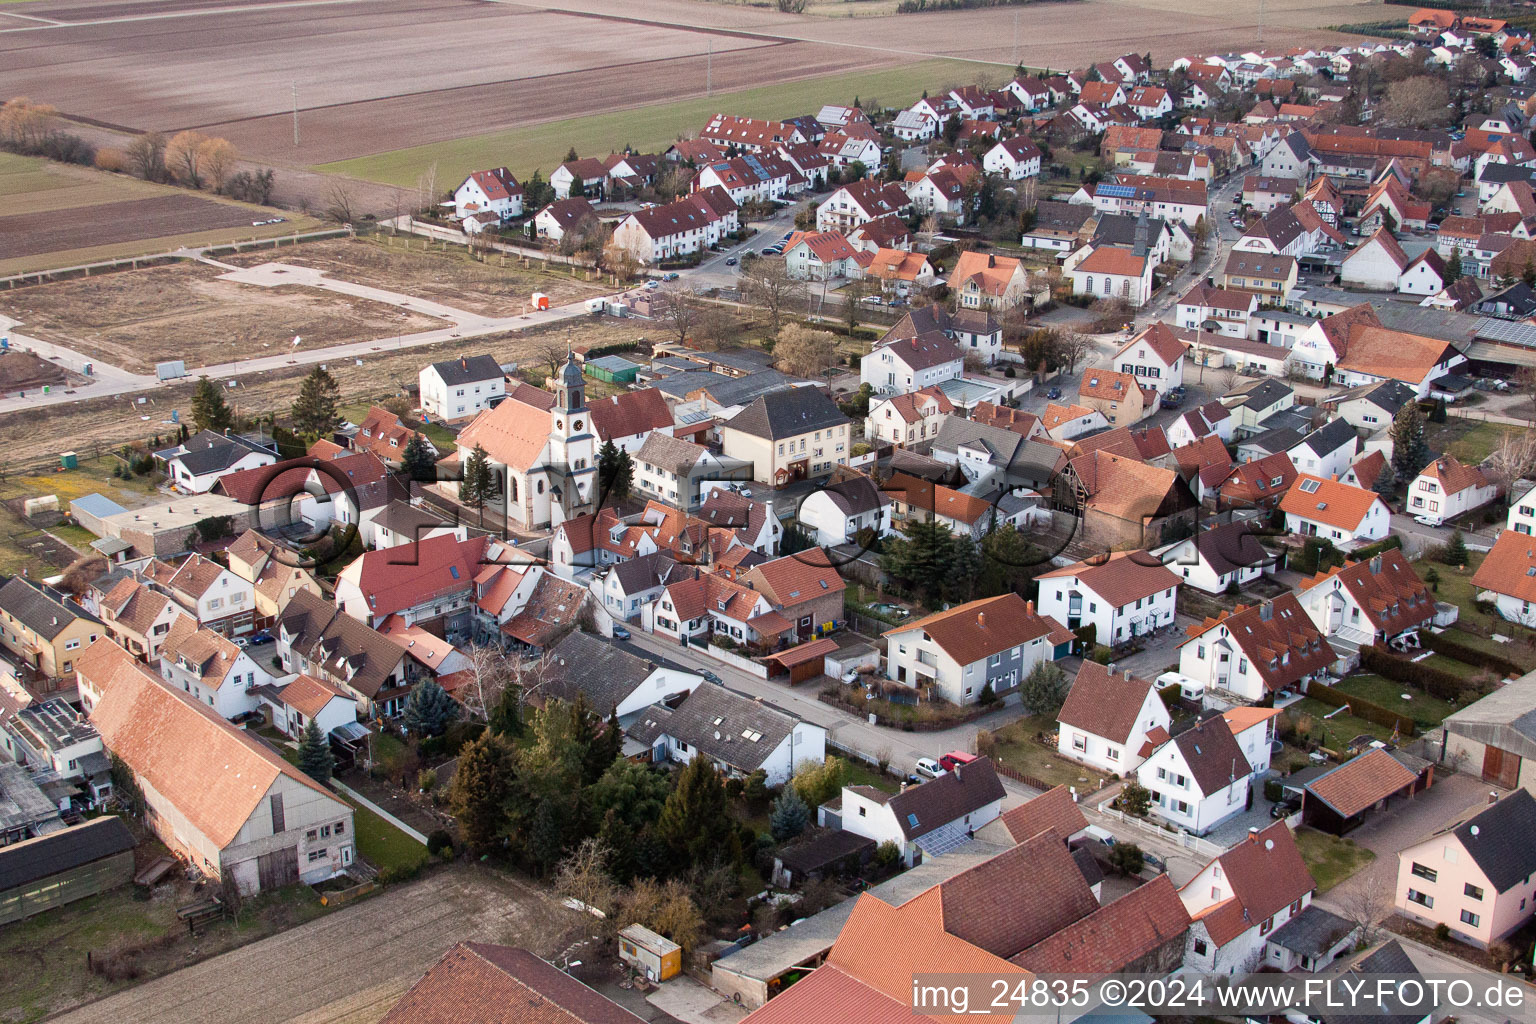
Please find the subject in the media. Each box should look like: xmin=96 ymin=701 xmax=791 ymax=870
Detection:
xmin=1136 ymin=715 xmax=1253 ymax=835
xmin=1177 ymin=594 xmax=1336 ymax=702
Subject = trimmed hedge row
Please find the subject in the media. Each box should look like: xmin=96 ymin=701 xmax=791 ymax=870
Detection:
xmin=1419 ymin=633 xmax=1524 ymax=679
xmin=1359 ymin=645 xmax=1484 ymax=702
xmin=1352 ymin=535 xmax=1404 ymax=561
xmin=1305 ymin=682 xmax=1416 ymax=736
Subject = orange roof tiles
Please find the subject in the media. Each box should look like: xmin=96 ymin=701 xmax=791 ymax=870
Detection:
xmin=1306 ymin=748 xmax=1418 ymax=818
xmin=1472 ymin=530 xmax=1536 ymax=603
xmin=1076 ymin=246 xmax=1148 ymax=278
xmin=1012 ymin=873 xmax=1190 ymax=973
xmin=1038 ymin=550 xmax=1180 ymax=607
xmin=882 ymin=593 xmax=1073 ymax=667
xmin=1301 ymin=549 xmax=1436 ymax=636
xmin=1059 ymin=662 xmax=1158 ymax=744
xmin=1183 ymin=593 xmax=1335 ymax=694
xmin=997 ymin=784 xmax=1088 ymax=844
xmin=1418 ymin=455 xmax=1490 ymax=497
xmin=1079 ymin=368 xmax=1145 ymax=403
xmin=1280 ymin=473 xmax=1383 ymax=531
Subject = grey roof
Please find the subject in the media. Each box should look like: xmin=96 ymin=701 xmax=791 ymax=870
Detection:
xmin=1370 ymin=301 xmax=1479 ymax=344
xmin=636 ymin=432 xmax=709 ymax=475
xmin=0 ymin=816 xmax=134 ymax=892
xmin=1443 ymin=673 xmax=1536 ymax=761
xmin=877 ymin=332 xmax=964 ymax=372
xmin=886 ymin=758 xmax=1005 ymax=840
xmin=606 ymin=552 xmax=699 ymax=597
xmin=1266 ymin=904 xmax=1355 ymax=957
xmin=820 ymin=476 xmax=886 ymax=517
xmin=1093 ymin=213 xmax=1171 ymax=248
xmin=628 ymin=685 xmax=803 ymax=772
xmin=724 ymin=387 xmax=848 ymax=441
xmin=278 ymin=590 xmax=405 ymax=700
xmin=428 ymin=354 xmax=504 ymax=387
xmin=12 ymin=698 xmax=98 ymax=754
xmin=885 ymin=303 xmax=1000 ymax=344
xmin=654 ymin=368 xmax=799 ymax=407
xmin=1321 ymin=941 xmax=1423 ymax=1024
xmin=1226 ymin=378 xmax=1293 ymax=411
xmin=1071 ymin=845 xmax=1104 ymax=888
xmin=1193 ymin=521 xmax=1274 ymax=576
xmin=0 ymin=576 xmax=100 ymax=639
xmin=1292 ymin=418 xmax=1357 ymax=459
xmin=705 ymin=349 xmax=776 ymax=373
xmin=373 ymin=499 xmax=456 ymax=539
xmin=544 ymin=630 xmax=695 ymax=718
xmin=1292 ymin=285 xmax=1362 ymax=309
xmin=887 ymin=448 xmax=956 ymax=483
xmin=774 ymin=828 xmax=877 ymax=874
xmin=1239 ymin=427 xmax=1305 ymax=457
xmin=1330 ymin=379 xmax=1416 ymax=416
xmin=69 ymin=493 xmax=128 ymax=521
xmin=1477 ymin=161 xmax=1536 ymax=185
xmin=932 ymin=418 xmax=1060 ymax=488
xmin=1451 ymin=789 xmax=1536 ymax=892
xmin=1474 ymin=316 xmax=1536 ymax=349
xmin=1258 ymin=408 xmax=1315 ymax=436
xmin=1034 ymin=200 xmax=1094 ymax=233
xmin=0 ymin=760 xmax=60 ymax=835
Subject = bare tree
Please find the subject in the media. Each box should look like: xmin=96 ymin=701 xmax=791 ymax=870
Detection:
xmin=0 ymin=97 xmax=56 ymax=148
xmin=164 ymin=130 xmax=211 ymax=188
xmin=414 ymin=161 xmax=439 ymax=220
xmin=659 ymin=283 xmax=702 ymax=347
xmin=1057 ymin=331 xmax=1093 ymax=374
xmin=1485 ymin=429 xmax=1536 ymax=495
xmin=1381 ymin=76 xmax=1452 ymax=129
xmin=453 ymin=643 xmax=518 ymax=721
xmin=1518 ymin=366 xmax=1536 ymax=424
xmin=600 ymin=242 xmax=640 ymax=283
xmin=1214 ymin=365 xmax=1240 ymax=395
xmin=536 ymin=338 xmax=569 ymax=378
xmin=690 ymin=304 xmax=736 ymax=352
xmin=555 ymin=837 xmax=619 ymax=917
xmin=917 ymin=214 xmax=940 ymax=251
xmin=774 ymin=323 xmax=839 ymax=377
xmin=742 ymin=258 xmax=805 ymax=337
xmin=124 ymin=131 xmax=167 ymax=182
xmin=1337 ymin=872 xmax=1393 ymax=948
xmin=323 ymin=181 xmax=358 ymax=224
xmin=197 ymin=137 xmax=239 ymax=192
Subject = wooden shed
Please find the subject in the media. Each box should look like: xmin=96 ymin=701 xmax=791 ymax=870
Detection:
xmin=766 ymin=637 xmax=839 ymax=685
xmin=0 ymin=816 xmax=136 ymax=925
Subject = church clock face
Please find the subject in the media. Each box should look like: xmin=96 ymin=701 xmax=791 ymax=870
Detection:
xmin=573 ymin=419 xmax=583 ymax=431
xmin=555 ymin=418 xmax=563 ymax=430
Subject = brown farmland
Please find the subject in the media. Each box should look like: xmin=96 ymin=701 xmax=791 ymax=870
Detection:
xmin=0 ymin=194 xmax=272 ymax=261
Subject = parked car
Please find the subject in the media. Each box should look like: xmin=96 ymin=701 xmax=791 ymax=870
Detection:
xmin=914 ymin=757 xmax=946 ymax=779
xmin=1045 ymin=386 xmax=1062 ymax=399
xmin=1081 ymin=825 xmax=1117 ymax=847
xmin=231 ymin=636 xmax=250 ymax=649
xmin=643 ymin=280 xmax=659 ymax=290
xmin=1160 ymin=386 xmax=1187 ymax=409
xmin=724 ymin=256 xmax=738 ymax=266
xmin=1412 ymin=514 xmax=1443 ymax=527
xmin=662 ymin=272 xmax=680 ymax=281
xmin=612 ymin=626 xmax=631 ymax=640
xmin=249 ymin=630 xmax=273 ymax=645
xmin=702 ymin=670 xmax=724 ymax=685
xmin=1271 ymin=797 xmax=1301 ymax=819
xmin=939 ymin=751 xmax=978 ymax=771
xmin=862 ymin=295 xmax=884 ymax=305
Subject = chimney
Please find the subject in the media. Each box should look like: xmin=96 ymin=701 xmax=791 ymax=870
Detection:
xmin=1026 ymin=600 xmax=1035 ymax=615
xmin=1259 ymin=603 xmax=1272 ymax=622
xmin=1489 ymin=791 xmax=1499 ymax=805
xmin=1248 ymin=827 xmax=1260 ymax=841
xmin=1369 ymin=555 xmax=1382 ymax=575
xmin=977 ymin=612 xmax=986 ymax=628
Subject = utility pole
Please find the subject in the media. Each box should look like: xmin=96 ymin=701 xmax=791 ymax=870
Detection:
xmin=707 ymin=40 xmax=712 ymax=97
xmin=1257 ymin=0 xmax=1264 ymax=47
xmin=1013 ymin=10 xmax=1020 ymax=69
xmin=292 ymin=81 xmax=299 ymax=148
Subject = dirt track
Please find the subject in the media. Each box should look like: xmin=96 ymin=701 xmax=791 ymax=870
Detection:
xmin=47 ymin=867 xmax=583 ymax=1024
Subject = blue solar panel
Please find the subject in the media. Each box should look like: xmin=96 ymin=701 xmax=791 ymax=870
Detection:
xmin=1097 ymin=183 xmax=1137 ymax=198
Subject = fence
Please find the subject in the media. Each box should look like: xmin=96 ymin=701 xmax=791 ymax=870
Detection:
xmin=698 ymin=642 xmax=771 ymax=678
xmin=1096 ymin=805 xmax=1228 ymax=858
xmin=992 ymin=760 xmax=1053 ymax=793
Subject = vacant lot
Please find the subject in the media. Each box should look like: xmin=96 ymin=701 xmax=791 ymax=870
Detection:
xmin=0 ymin=318 xmax=659 ymax=467
xmin=45 ymin=866 xmax=581 ymax=1024
xmin=6 ymin=261 xmax=444 ymax=374
xmin=220 ymin=236 xmax=611 ymax=317
xmin=1294 ymin=827 xmax=1375 ymax=893
xmin=0 ymin=154 xmax=322 ymax=276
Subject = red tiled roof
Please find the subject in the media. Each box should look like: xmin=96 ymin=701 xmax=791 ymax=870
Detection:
xmin=1306 ymin=748 xmax=1418 ymax=818
xmin=347 ymin=534 xmax=487 ymax=619
xmin=1120 ymin=322 xmax=1192 ymax=365
xmin=1280 ymin=473 xmax=1383 ymax=531
xmin=1013 ymin=874 xmax=1190 ymax=973
xmin=380 ymin=942 xmax=644 ymax=1024
xmin=1193 ymin=822 xmax=1315 ymax=945
xmin=280 ymin=673 xmax=352 ymax=719
xmin=997 ymin=785 xmax=1087 ymax=844
xmin=882 ymin=593 xmax=1073 ymax=666
xmin=1182 ymin=593 xmax=1335 ymax=694
xmin=1038 ymin=550 xmax=1180 ymax=608
xmin=740 ymin=548 xmax=846 ymax=610
xmin=1221 ymin=452 xmax=1298 ymax=507
xmin=1417 ymin=455 xmax=1489 ymax=497
xmin=1301 ymin=549 xmax=1435 ymax=636
xmin=938 ymin=833 xmax=1098 ymax=958
xmin=1058 ymin=661 xmax=1158 ymax=744
xmin=585 ymin=388 xmax=672 ymax=443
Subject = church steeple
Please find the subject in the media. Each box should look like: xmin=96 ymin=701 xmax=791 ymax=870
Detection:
xmin=557 ymin=349 xmax=586 ymax=413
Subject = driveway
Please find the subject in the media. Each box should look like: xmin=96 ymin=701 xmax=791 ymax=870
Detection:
xmin=618 ymin=629 xmax=1016 ymax=774
xmin=50 ymin=866 xmax=582 ymax=1024
xmin=1317 ymin=770 xmax=1496 ymax=918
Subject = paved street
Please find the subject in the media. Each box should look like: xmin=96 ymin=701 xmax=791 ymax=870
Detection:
xmin=618 ymin=628 xmax=1012 ymax=775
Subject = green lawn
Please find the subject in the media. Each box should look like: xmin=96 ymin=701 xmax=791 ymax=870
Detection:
xmin=49 ymin=522 xmax=98 ymax=551
xmin=1416 ymin=552 xmax=1494 ymax=630
xmin=844 ymin=758 xmax=899 ymax=794
xmin=1286 ymin=699 xmax=1397 ymax=753
xmin=1334 ymin=674 xmax=1458 ymax=729
xmin=1294 ymin=827 xmax=1376 ymax=893
xmin=370 ymin=732 xmax=410 ymax=777
xmin=985 ymin=715 xmax=1110 ymax=790
xmin=320 ymin=60 xmax=976 ymax=187
xmin=340 ymin=795 xmax=429 ymax=874
xmin=1431 ymin=418 xmax=1512 ymax=466
xmin=1437 ymin=627 xmax=1536 ymax=672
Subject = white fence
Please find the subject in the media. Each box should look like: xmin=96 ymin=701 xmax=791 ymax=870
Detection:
xmin=1097 ymin=806 xmax=1227 ymax=859
xmin=699 ymin=642 xmax=771 ymax=679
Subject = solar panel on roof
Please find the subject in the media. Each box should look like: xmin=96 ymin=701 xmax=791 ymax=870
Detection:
xmin=1097 ymin=183 xmax=1137 ymax=198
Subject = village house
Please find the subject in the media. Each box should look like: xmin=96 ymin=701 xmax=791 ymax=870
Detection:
xmin=982 ymin=136 xmax=1043 ymax=179
xmin=334 ymin=533 xmax=492 ymax=632
xmin=719 ymin=387 xmax=851 ymax=486
xmin=1340 ymin=228 xmax=1411 ymax=291
xmin=95 ymin=578 xmax=179 ymax=665
xmin=453 ymin=167 xmax=523 ymax=221
xmin=864 ymin=388 xmax=954 ymax=447
xmin=256 ymin=673 xmax=357 ymax=743
xmin=277 ymin=589 xmax=411 ymax=718
xmin=1137 ymin=714 xmax=1253 ymax=835
xmin=1407 ymin=455 xmax=1499 ymax=523
xmin=1395 ymin=789 xmax=1536 ymax=948
xmin=950 ymin=251 xmax=1030 ymax=311
xmin=142 ymin=554 xmax=256 ymax=638
xmin=418 ymin=354 xmax=506 ymax=423
xmin=1056 ymin=662 xmax=1170 ymax=774
xmin=1114 ymin=323 xmax=1187 ymax=395
xmin=223 ymin=530 xmax=322 ymax=627
xmin=1153 ymin=520 xmax=1275 ymax=594
xmin=1177 ymin=594 xmax=1335 ymax=702
xmin=539 ymin=629 xmax=703 ymax=721
xmin=610 ymin=187 xmax=739 ymax=263
xmin=1037 ymin=550 xmax=1181 ymax=648
xmin=163 ymin=430 xmax=278 ymax=494
xmin=628 ymin=678 xmax=825 ymax=787
xmin=834 ymin=757 xmax=1006 ymax=867
xmin=1077 ymin=368 xmax=1157 ymax=426
xmin=585 ymin=387 xmax=675 ymax=455
xmin=782 ymin=230 xmax=862 ymax=281
xmin=1222 ymin=250 xmax=1298 ymax=300
xmin=549 ymin=157 xmax=608 ymax=200
xmin=153 ymin=614 xmax=274 ymax=721
xmin=739 ymin=549 xmax=846 ymax=643
xmin=1043 ymin=403 xmax=1109 ymax=441
xmin=860 ymin=333 xmax=964 ymax=395
xmin=0 ymin=698 xmax=110 ymax=809
xmin=1296 ymin=550 xmax=1437 ymax=650
xmin=1281 ymin=474 xmax=1391 ymax=548
xmin=1287 ymin=419 xmax=1359 ymax=481
xmin=80 ymin=640 xmax=355 ymax=895
xmin=699 ymin=114 xmax=805 ymax=152
xmin=815 ymin=180 xmax=912 ymax=233
xmin=0 ymin=576 xmax=104 ymax=695
xmin=532 ymin=197 xmax=598 ymax=243
xmin=862 ymin=248 xmax=934 ymax=299
xmin=633 ymin=433 xmax=738 ymax=512
xmin=797 ymin=476 xmax=891 ymax=547
xmin=1067 ymin=448 xmax=1198 ymax=550
xmin=1066 ymin=244 xmax=1156 ymax=307
xmin=881 ymin=594 xmax=1073 ymax=706
xmin=1180 ymin=822 xmax=1316 ymax=972
xmin=1177 ymin=284 xmax=1259 ymax=337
